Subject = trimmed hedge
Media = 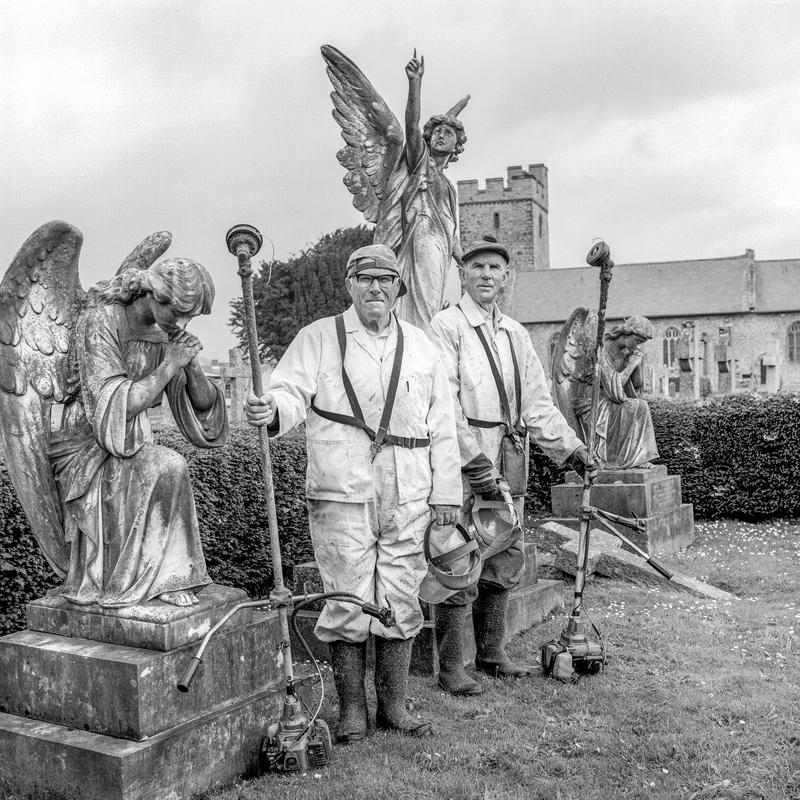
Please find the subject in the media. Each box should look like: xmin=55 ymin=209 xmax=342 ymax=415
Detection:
xmin=2 ymin=394 xmax=800 ymax=635
xmin=647 ymin=394 xmax=800 ymax=520
xmin=526 ymin=393 xmax=800 ymax=520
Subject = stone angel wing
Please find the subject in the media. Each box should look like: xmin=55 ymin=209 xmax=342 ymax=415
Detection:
xmin=0 ymin=220 xmax=86 ymax=577
xmin=550 ymin=306 xmax=597 ymax=440
xmin=116 ymin=230 xmax=172 ymax=274
xmin=0 ymin=221 xmax=86 ymax=577
xmin=321 ymin=44 xmax=404 ymax=223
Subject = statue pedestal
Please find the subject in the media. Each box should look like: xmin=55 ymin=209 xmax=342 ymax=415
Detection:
xmin=0 ymin=584 xmax=287 ymax=800
xmin=290 ymin=543 xmax=564 ymax=675
xmin=549 ymin=466 xmax=694 ymax=555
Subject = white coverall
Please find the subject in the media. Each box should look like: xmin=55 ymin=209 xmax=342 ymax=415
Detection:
xmin=429 ymin=293 xmax=584 ymax=602
xmin=266 ymin=305 xmax=462 ymax=642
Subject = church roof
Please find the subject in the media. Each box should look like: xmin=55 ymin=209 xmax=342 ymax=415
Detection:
xmin=510 ymin=253 xmax=800 ymax=324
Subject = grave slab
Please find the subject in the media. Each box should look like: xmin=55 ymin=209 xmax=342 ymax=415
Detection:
xmin=550 ymin=468 xmax=694 ymax=555
xmin=0 ymin=687 xmax=283 ymax=800
xmin=0 ymin=611 xmax=279 ymax=740
xmin=26 ymin=583 xmax=250 ymax=652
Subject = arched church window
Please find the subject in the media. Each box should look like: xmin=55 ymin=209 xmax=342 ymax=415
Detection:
xmin=788 ymin=321 xmax=800 ymax=362
xmin=493 ymin=212 xmax=500 ymax=229
xmin=663 ymin=326 xmax=679 ymax=367
xmin=538 ymin=214 xmax=543 ymax=238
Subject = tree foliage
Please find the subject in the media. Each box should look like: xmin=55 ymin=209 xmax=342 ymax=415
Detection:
xmin=229 ymin=225 xmax=373 ymax=361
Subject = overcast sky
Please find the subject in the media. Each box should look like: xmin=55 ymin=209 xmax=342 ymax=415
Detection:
xmin=1 ymin=0 xmax=798 ymax=358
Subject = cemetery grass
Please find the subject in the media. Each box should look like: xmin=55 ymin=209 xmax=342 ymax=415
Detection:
xmin=198 ymin=519 xmax=800 ymax=800
xmin=7 ymin=520 xmax=795 ymax=800
xmin=184 ymin=520 xmax=800 ymax=800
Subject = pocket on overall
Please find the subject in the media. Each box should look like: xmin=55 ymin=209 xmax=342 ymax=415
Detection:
xmin=500 ymin=431 xmax=529 ymax=496
xmin=305 ymin=439 xmax=350 ymax=496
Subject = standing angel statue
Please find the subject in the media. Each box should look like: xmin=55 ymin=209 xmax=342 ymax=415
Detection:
xmin=322 ymin=44 xmax=469 ymax=331
xmin=551 ymin=310 xmax=658 ymax=470
xmin=0 ymin=221 xmax=228 ymax=608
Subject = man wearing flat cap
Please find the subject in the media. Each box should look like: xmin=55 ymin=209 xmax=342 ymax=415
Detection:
xmin=428 ymin=234 xmax=594 ymax=696
xmin=247 ymin=244 xmax=462 ymax=740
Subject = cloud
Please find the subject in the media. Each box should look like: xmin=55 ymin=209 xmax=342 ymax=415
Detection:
xmin=0 ymin=0 xmax=798 ymax=356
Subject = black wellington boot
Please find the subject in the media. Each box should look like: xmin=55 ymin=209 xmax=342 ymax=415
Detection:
xmin=435 ymin=604 xmax=483 ymax=695
xmin=328 ymin=640 xmax=370 ymax=743
xmin=374 ymin=637 xmax=433 ymax=737
xmin=473 ymin=587 xmax=533 ymax=678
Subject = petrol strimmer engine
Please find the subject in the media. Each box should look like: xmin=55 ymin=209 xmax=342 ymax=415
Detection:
xmin=260 ymin=685 xmax=332 ymax=773
xmin=541 ymin=622 xmax=606 ymax=682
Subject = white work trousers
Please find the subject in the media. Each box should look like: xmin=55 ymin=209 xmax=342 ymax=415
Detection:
xmin=308 ymin=453 xmax=430 ymax=643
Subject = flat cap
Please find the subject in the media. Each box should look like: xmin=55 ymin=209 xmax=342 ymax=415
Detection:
xmin=461 ymin=234 xmax=510 ymax=264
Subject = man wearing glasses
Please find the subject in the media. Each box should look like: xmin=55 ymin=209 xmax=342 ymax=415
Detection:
xmin=246 ymin=244 xmax=461 ymax=742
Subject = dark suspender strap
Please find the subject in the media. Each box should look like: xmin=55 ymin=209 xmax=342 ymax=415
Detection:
xmin=456 ymin=304 xmax=522 ymax=430
xmin=473 ymin=323 xmax=515 ymax=429
xmin=375 ymin=321 xmax=404 ymax=450
xmin=310 ymin=314 xmax=429 ymax=451
xmin=335 ymin=313 xmax=366 ymax=423
xmin=507 ymin=329 xmax=522 ymax=422
xmin=466 ymin=417 xmax=504 ymax=428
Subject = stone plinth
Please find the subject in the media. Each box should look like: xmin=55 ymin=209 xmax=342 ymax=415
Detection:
xmin=290 ymin=542 xmax=563 ymax=676
xmin=0 ymin=689 xmax=281 ymax=800
xmin=549 ymin=467 xmax=694 ymax=555
xmin=0 ymin=612 xmax=279 ymax=740
xmin=0 ymin=589 xmax=288 ymax=800
xmin=27 ymin=583 xmax=250 ymax=651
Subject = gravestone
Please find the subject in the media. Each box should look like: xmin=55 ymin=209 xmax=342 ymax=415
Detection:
xmin=0 ymin=585 xmax=289 ymax=800
xmin=549 ymin=466 xmax=694 ymax=555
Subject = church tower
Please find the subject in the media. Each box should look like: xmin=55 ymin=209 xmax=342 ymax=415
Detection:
xmin=457 ymin=164 xmax=550 ymax=271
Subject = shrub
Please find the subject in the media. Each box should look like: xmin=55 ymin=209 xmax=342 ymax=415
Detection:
xmin=527 ymin=393 xmax=800 ymax=521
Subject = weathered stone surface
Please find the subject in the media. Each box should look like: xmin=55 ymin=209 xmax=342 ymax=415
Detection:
xmin=542 ymin=521 xmax=734 ymax=600
xmin=550 ymin=504 xmax=695 ymax=556
xmin=0 ymin=687 xmax=284 ymax=800
xmin=551 ymin=472 xmax=683 ymax=518
xmin=562 ymin=466 xmax=667 ymax=485
xmin=550 ymin=467 xmax=694 ymax=556
xmin=517 ymin=541 xmax=538 ymax=588
xmin=549 ymin=526 xmax=623 ymax=577
xmin=0 ymin=611 xmax=280 ymax=740
xmin=26 ymin=584 xmax=250 ymax=652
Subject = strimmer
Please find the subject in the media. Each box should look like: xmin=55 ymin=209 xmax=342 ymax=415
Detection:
xmin=176 ymin=225 xmax=396 ymax=773
xmin=541 ymin=240 xmax=674 ymax=682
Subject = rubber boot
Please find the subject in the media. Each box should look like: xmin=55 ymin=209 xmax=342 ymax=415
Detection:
xmin=472 ymin=586 xmax=533 ymax=677
xmin=328 ymin=640 xmax=370 ymax=743
xmin=434 ymin=604 xmax=483 ymax=696
xmin=374 ymin=637 xmax=433 ymax=737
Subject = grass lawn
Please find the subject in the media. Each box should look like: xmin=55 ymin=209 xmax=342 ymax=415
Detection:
xmin=204 ymin=520 xmax=800 ymax=800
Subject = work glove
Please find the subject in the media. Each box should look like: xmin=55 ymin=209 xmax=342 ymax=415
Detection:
xmin=567 ymin=445 xmax=599 ymax=482
xmin=462 ymin=453 xmax=503 ymax=499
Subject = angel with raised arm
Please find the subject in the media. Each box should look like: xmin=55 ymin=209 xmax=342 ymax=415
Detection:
xmin=322 ymin=44 xmax=469 ymax=332
xmin=551 ymin=310 xmax=658 ymax=470
xmin=0 ymin=221 xmax=228 ymax=608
